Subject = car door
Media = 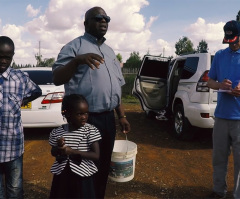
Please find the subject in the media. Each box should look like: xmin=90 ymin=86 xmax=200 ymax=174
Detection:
xmin=133 ymin=55 xmax=170 ymax=111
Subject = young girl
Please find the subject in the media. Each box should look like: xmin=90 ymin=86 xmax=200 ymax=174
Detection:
xmin=49 ymin=94 xmax=101 ymax=199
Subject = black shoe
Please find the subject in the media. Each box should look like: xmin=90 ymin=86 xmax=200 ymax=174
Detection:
xmin=207 ymin=192 xmax=226 ymax=199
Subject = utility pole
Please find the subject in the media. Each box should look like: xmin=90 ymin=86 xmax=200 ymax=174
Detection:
xmin=36 ymin=41 xmax=42 ymax=66
xmin=39 ymin=41 xmax=41 ymax=58
xmin=237 ymin=10 xmax=240 ymax=22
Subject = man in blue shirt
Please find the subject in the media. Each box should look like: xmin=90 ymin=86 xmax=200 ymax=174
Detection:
xmin=207 ymin=20 xmax=240 ymax=199
xmin=52 ymin=7 xmax=131 ymax=198
xmin=0 ymin=36 xmax=42 ymax=199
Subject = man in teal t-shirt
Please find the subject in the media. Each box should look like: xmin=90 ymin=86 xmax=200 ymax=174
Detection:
xmin=207 ymin=20 xmax=240 ymax=199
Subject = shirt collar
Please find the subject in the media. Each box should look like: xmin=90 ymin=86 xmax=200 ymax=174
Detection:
xmin=83 ymin=32 xmax=106 ymax=45
xmin=0 ymin=67 xmax=11 ymax=80
xmin=227 ymin=47 xmax=240 ymax=54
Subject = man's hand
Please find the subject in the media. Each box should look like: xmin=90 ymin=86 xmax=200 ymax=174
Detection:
xmin=219 ymin=79 xmax=232 ymax=90
xmin=53 ymin=53 xmax=104 ymax=85
xmin=75 ymin=53 xmax=104 ymax=70
xmin=230 ymin=82 xmax=240 ymax=97
xmin=119 ymin=118 xmax=131 ymax=134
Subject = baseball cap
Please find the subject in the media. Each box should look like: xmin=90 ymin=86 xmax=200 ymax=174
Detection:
xmin=222 ymin=20 xmax=240 ymax=44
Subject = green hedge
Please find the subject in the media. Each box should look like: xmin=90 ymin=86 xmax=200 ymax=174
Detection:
xmin=122 ymin=74 xmax=137 ymax=98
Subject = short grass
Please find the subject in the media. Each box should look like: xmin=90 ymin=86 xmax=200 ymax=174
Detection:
xmin=122 ymin=95 xmax=140 ymax=104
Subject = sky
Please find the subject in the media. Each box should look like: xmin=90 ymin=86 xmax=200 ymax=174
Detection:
xmin=0 ymin=0 xmax=239 ymax=65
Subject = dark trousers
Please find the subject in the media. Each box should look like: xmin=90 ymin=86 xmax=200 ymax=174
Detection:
xmin=88 ymin=111 xmax=116 ymax=199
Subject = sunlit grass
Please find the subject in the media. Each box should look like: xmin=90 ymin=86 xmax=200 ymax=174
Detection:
xmin=122 ymin=95 xmax=139 ymax=104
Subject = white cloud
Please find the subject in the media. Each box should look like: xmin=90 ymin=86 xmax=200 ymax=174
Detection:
xmin=186 ymin=18 xmax=224 ymax=42
xmin=0 ymin=24 xmax=36 ymax=65
xmin=146 ymin=16 xmax=158 ymax=29
xmin=23 ymin=0 xmax=151 ymax=63
xmin=107 ymin=29 xmax=152 ymax=61
xmin=26 ymin=4 xmax=41 ymax=17
xmin=156 ymin=39 xmax=174 ymax=57
xmin=2 ymin=24 xmax=23 ymax=39
xmin=185 ymin=17 xmax=226 ymax=54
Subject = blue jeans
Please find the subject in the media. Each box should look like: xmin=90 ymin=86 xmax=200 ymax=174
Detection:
xmin=0 ymin=155 xmax=24 ymax=199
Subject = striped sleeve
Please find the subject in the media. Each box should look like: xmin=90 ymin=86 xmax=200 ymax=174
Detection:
xmin=88 ymin=125 xmax=101 ymax=144
xmin=49 ymin=126 xmax=64 ymax=146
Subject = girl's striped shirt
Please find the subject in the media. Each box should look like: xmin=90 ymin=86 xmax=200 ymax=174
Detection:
xmin=49 ymin=123 xmax=101 ymax=177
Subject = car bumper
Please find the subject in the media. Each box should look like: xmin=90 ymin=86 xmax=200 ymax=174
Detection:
xmin=184 ymin=103 xmax=216 ymax=128
xmin=21 ymin=109 xmax=66 ymax=128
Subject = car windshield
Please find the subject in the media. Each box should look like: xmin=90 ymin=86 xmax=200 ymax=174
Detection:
xmin=23 ymin=70 xmax=54 ymax=85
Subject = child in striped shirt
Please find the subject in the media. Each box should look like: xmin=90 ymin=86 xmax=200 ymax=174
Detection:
xmin=49 ymin=94 xmax=101 ymax=199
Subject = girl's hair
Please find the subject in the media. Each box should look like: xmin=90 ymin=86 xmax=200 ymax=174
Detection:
xmin=0 ymin=36 xmax=15 ymax=51
xmin=61 ymin=94 xmax=88 ymax=117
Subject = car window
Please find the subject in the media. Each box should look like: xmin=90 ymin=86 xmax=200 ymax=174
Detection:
xmin=181 ymin=57 xmax=199 ymax=79
xmin=139 ymin=56 xmax=169 ymax=78
xmin=23 ymin=70 xmax=54 ymax=85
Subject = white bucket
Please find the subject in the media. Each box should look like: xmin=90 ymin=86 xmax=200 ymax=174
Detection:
xmin=109 ymin=140 xmax=137 ymax=182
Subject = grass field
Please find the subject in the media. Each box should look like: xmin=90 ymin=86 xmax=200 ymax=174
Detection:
xmin=122 ymin=95 xmax=139 ymax=104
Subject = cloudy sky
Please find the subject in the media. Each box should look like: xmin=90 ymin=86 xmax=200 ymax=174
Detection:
xmin=0 ymin=0 xmax=239 ymax=65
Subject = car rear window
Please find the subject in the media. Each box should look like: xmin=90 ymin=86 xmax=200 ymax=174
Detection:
xmin=139 ymin=56 xmax=169 ymax=78
xmin=23 ymin=70 xmax=54 ymax=85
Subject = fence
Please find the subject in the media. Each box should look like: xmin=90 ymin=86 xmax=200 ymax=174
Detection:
xmin=121 ymin=68 xmax=138 ymax=97
xmin=122 ymin=68 xmax=139 ymax=74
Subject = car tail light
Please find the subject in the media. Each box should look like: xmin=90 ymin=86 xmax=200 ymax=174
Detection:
xmin=196 ymin=70 xmax=210 ymax=92
xmin=41 ymin=92 xmax=64 ymax=104
xmin=200 ymin=113 xmax=210 ymax=118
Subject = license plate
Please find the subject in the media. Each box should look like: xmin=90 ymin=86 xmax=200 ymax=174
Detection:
xmin=21 ymin=102 xmax=32 ymax=109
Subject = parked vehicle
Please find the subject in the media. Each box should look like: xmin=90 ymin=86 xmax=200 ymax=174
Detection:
xmin=132 ymin=53 xmax=216 ymax=140
xmin=20 ymin=67 xmax=66 ymax=128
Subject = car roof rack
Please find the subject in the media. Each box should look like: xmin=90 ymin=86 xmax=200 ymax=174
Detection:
xmin=179 ymin=50 xmax=208 ymax=56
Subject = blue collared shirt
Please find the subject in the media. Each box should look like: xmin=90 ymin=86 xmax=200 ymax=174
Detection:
xmin=52 ymin=33 xmax=125 ymax=112
xmin=0 ymin=67 xmax=42 ymax=162
xmin=208 ymin=47 xmax=240 ymax=120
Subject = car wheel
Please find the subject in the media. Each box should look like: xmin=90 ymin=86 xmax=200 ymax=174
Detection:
xmin=173 ymin=104 xmax=194 ymax=140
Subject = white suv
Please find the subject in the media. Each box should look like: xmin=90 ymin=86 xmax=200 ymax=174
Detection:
xmin=132 ymin=53 xmax=216 ymax=140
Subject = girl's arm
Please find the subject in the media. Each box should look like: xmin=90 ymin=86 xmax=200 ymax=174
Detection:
xmin=50 ymin=137 xmax=65 ymax=157
xmin=51 ymin=146 xmax=60 ymax=157
xmin=59 ymin=141 xmax=100 ymax=161
xmin=51 ymin=137 xmax=65 ymax=157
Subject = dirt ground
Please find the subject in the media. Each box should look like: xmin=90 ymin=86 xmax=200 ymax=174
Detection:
xmin=22 ymin=103 xmax=234 ymax=199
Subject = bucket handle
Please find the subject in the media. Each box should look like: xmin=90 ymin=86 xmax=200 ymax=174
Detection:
xmin=125 ymin=134 xmax=128 ymax=159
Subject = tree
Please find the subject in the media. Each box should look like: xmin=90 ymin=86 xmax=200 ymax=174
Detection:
xmin=35 ymin=54 xmax=43 ymax=66
xmin=116 ymin=53 xmax=122 ymax=63
xmin=12 ymin=61 xmax=18 ymax=69
xmin=124 ymin=51 xmax=142 ymax=68
xmin=42 ymin=58 xmax=55 ymax=67
xmin=35 ymin=54 xmax=55 ymax=67
xmin=196 ymin=40 xmax=208 ymax=53
xmin=175 ymin=36 xmax=194 ymax=55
